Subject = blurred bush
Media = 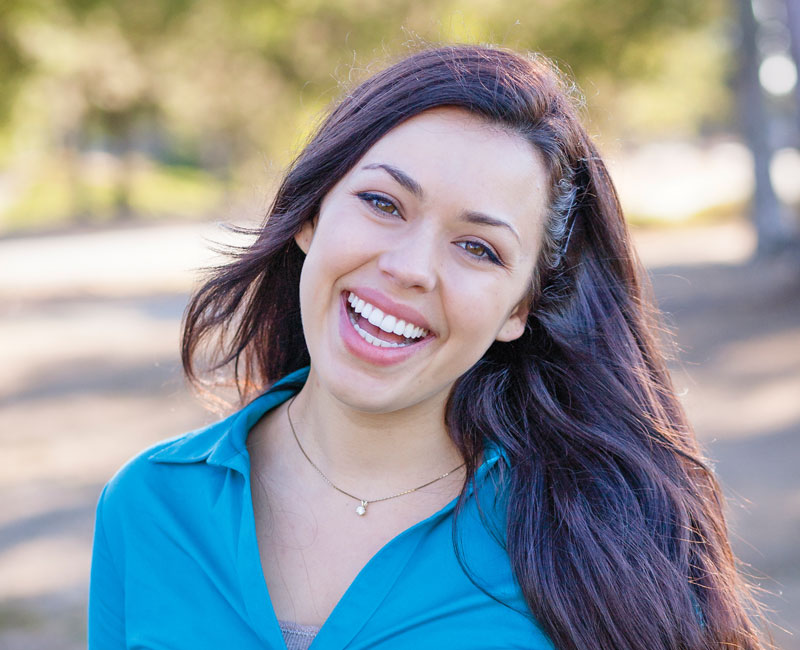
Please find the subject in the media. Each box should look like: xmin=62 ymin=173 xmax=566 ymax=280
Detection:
xmin=0 ymin=0 xmax=754 ymax=233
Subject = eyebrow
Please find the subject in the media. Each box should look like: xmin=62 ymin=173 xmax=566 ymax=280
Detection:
xmin=362 ymin=163 xmax=423 ymax=197
xmin=362 ymin=162 xmax=521 ymax=243
xmin=462 ymin=211 xmax=521 ymax=243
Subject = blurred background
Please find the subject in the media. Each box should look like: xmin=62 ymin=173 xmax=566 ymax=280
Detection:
xmin=0 ymin=0 xmax=798 ymax=647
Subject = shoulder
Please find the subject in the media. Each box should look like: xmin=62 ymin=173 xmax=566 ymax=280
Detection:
xmin=97 ymin=365 xmax=309 ymax=532
xmin=98 ymin=415 xmax=237 ymax=521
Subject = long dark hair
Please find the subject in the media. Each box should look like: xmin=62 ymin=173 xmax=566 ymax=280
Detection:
xmin=183 ymin=46 xmax=766 ymax=649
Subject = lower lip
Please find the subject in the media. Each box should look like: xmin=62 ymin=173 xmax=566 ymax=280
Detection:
xmin=338 ymin=293 xmax=433 ymax=367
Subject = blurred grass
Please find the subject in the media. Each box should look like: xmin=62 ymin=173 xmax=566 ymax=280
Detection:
xmin=0 ymin=161 xmax=224 ymax=234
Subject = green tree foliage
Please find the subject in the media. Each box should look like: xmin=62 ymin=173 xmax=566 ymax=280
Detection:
xmin=0 ymin=0 xmax=732 ymax=229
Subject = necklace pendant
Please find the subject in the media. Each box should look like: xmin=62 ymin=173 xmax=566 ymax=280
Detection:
xmin=356 ymin=500 xmax=367 ymax=516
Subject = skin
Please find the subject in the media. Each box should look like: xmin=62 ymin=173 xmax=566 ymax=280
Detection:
xmin=247 ymin=107 xmax=550 ymax=625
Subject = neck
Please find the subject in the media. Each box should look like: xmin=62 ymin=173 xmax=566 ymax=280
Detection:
xmin=286 ymin=368 xmax=465 ymax=494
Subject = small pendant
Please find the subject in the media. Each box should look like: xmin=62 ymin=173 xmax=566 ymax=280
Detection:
xmin=356 ymin=500 xmax=367 ymax=516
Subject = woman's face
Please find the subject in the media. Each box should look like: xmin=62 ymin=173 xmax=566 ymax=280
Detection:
xmin=295 ymin=107 xmax=549 ymax=415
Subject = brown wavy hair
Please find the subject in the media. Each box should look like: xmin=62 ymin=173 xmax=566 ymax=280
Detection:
xmin=182 ymin=46 xmax=768 ymax=649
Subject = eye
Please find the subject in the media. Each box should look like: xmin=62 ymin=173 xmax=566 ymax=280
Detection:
xmin=457 ymin=240 xmax=503 ymax=266
xmin=357 ymin=192 xmax=401 ymax=217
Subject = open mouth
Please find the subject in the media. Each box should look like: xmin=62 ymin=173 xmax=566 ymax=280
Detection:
xmin=345 ymin=291 xmax=430 ymax=349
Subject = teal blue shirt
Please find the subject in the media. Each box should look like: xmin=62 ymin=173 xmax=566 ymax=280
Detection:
xmin=89 ymin=367 xmax=554 ymax=649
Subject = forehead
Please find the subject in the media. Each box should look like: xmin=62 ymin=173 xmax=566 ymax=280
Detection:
xmin=363 ymin=107 xmax=546 ymax=173
xmin=352 ymin=107 xmax=550 ymax=229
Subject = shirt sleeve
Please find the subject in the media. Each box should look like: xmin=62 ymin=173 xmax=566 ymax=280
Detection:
xmin=88 ymin=484 xmax=126 ymax=648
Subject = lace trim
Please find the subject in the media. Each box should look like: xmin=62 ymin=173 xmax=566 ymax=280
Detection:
xmin=278 ymin=619 xmax=321 ymax=637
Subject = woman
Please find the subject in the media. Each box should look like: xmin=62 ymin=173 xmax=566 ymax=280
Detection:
xmin=89 ymin=46 xmax=766 ymax=649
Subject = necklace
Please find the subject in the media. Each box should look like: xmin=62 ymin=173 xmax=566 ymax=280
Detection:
xmin=286 ymin=396 xmax=465 ymax=517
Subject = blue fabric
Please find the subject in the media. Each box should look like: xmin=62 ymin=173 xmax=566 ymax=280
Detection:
xmin=89 ymin=367 xmax=554 ymax=649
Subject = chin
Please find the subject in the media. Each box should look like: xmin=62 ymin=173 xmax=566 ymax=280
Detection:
xmin=311 ymin=359 xmax=447 ymax=416
xmin=332 ymin=373 xmax=418 ymax=414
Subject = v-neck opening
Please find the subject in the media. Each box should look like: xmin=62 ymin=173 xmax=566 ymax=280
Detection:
xmin=233 ymin=379 xmax=503 ymax=649
xmin=240 ymin=456 xmax=471 ymax=649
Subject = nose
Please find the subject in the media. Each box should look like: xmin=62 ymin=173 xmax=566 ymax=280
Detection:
xmin=376 ymin=224 xmax=438 ymax=292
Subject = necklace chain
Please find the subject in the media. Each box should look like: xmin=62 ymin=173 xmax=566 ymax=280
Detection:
xmin=286 ymin=395 xmax=465 ymax=516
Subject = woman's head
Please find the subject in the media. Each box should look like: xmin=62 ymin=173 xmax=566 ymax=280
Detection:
xmin=294 ymin=106 xmax=549 ymax=414
xmin=183 ymin=45 xmax=614 ymax=396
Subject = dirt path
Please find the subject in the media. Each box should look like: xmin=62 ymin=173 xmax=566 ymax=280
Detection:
xmin=1 ymin=220 xmax=797 ymax=648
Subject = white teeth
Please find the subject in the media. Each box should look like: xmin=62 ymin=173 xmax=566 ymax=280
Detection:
xmin=367 ymin=308 xmax=384 ymax=327
xmin=379 ymin=314 xmax=396 ymax=333
xmin=348 ymin=311 xmax=408 ymax=348
xmin=345 ymin=292 xmax=429 ymax=340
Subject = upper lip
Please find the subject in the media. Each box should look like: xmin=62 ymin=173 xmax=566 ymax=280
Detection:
xmin=345 ymin=286 xmax=434 ymax=334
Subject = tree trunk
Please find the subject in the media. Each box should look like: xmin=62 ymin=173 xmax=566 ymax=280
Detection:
xmin=737 ymin=0 xmax=786 ymax=255
xmin=786 ymin=0 xmax=800 ymax=136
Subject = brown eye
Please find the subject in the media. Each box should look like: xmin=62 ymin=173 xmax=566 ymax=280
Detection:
xmin=374 ymin=198 xmax=396 ymax=213
xmin=357 ymin=192 xmax=400 ymax=217
xmin=456 ymin=240 xmax=503 ymax=266
xmin=462 ymin=241 xmax=486 ymax=257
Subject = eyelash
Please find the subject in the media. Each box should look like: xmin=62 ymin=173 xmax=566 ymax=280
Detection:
xmin=355 ymin=191 xmax=504 ymax=267
xmin=456 ymin=241 xmax=503 ymax=265
xmin=357 ymin=192 xmax=400 ymax=217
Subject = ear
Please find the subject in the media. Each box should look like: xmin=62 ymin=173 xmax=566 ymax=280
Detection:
xmin=294 ymin=218 xmax=316 ymax=254
xmin=495 ymin=297 xmax=531 ymax=343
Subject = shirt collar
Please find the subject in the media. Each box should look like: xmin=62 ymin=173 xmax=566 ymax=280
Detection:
xmin=148 ymin=365 xmax=507 ymax=477
xmin=148 ymin=366 xmax=310 ymax=473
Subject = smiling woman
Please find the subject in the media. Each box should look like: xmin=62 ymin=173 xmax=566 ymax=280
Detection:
xmin=89 ymin=46 xmax=768 ymax=650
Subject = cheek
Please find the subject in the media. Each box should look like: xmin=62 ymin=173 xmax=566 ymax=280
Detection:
xmin=299 ymin=211 xmax=385 ymax=315
xmin=441 ymin=272 xmax=520 ymax=341
xmin=306 ymin=217 xmax=368 ymax=277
